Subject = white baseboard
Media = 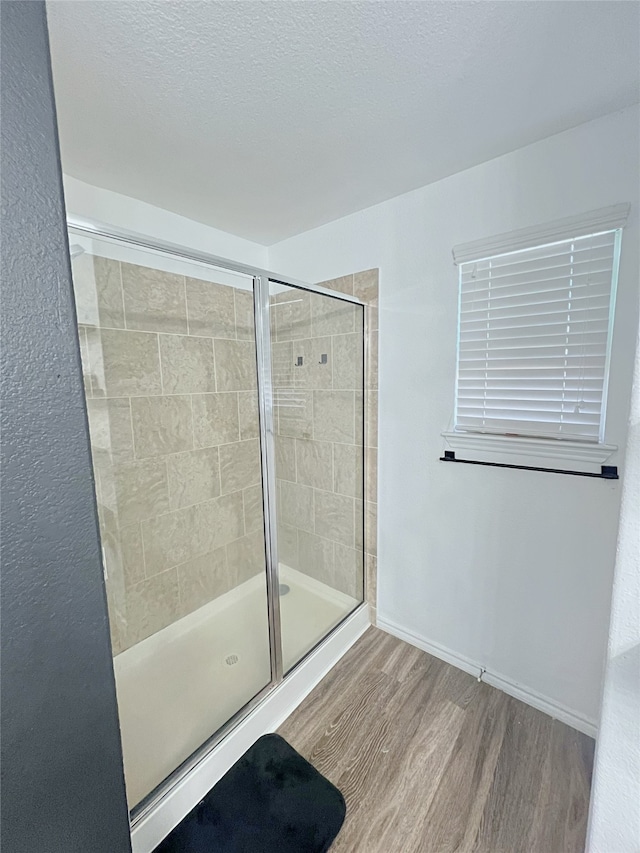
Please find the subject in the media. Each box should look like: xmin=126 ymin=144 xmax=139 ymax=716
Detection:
xmin=377 ymin=616 xmax=597 ymax=739
xmin=131 ymin=604 xmax=370 ymax=853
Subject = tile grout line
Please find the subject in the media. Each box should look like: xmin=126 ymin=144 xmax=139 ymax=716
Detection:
xmin=135 ymin=502 xmax=254 ymax=586
xmin=80 ymin=321 xmax=240 ymax=342
xmin=126 ymin=477 xmax=260 ymax=524
xmin=127 ymin=395 xmax=139 ymax=461
xmin=183 ymin=274 xmax=190 ymax=336
xmin=117 ymin=260 xmax=127 ymax=330
xmin=156 ymin=332 xmax=165 ymax=395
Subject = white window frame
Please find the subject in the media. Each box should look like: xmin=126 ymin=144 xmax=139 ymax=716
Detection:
xmin=443 ymin=204 xmax=629 ymax=471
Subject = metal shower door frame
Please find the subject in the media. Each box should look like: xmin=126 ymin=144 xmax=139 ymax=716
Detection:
xmin=66 ymin=216 xmax=367 ymax=827
xmin=253 ymin=275 xmax=284 ymax=684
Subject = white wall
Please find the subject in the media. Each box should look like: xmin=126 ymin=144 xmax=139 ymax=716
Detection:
xmin=63 ymin=176 xmax=268 ymax=269
xmin=587 ymin=322 xmax=640 ymax=850
xmin=269 ymin=106 xmax=640 ymax=730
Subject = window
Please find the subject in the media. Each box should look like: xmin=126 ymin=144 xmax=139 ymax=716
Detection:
xmin=450 ymin=206 xmax=627 ymax=455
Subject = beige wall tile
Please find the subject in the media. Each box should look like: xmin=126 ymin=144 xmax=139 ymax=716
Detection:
xmin=77 ymin=326 xmax=92 ymax=397
xmin=86 ymin=398 xmax=134 ymax=467
xmin=365 ymin=554 xmax=377 ymax=608
xmin=121 ymin=568 xmax=181 ymax=647
xmin=142 ymin=492 xmax=244 ymax=575
xmin=279 ymin=481 xmax=314 ymax=533
xmin=274 ymin=290 xmax=311 ymax=341
xmin=333 ymin=443 xmax=364 ymax=499
xmin=193 ymin=392 xmax=239 ymax=447
xmin=200 ymin=492 xmax=245 ymax=552
xmin=276 ymin=391 xmax=313 ymax=440
xmin=101 ymin=329 xmax=162 ymax=397
xmin=333 ymin=332 xmax=364 ymax=390
xmin=166 ymin=447 xmax=221 ymax=510
xmin=268 ymin=297 xmax=279 ymax=329
xmin=368 ymin=330 xmax=379 ymax=390
xmin=313 ymin=390 xmax=355 ymax=443
xmin=113 ymin=458 xmax=170 ymax=527
xmin=291 ymin=337 xmax=333 ymax=390
xmin=94 ymin=256 xmax=125 ymax=329
xmin=271 ymin=340 xmax=294 ymax=387
xmin=238 ymin=391 xmax=260 ymax=441
xmin=298 ymin=530 xmax=334 ymax=587
xmin=105 ymin=583 xmax=126 ymax=655
xmin=84 ymin=325 xmax=106 ymax=397
xmin=120 ymin=523 xmax=146 ymax=588
xmin=296 ymin=439 xmax=333 ymax=491
xmin=315 ymin=489 xmax=354 ymax=547
xmin=353 ymin=269 xmax=378 ymax=305
xmin=365 ymin=446 xmax=378 ymax=504
xmin=366 ymin=501 xmax=377 ymax=557
xmin=226 ymin=531 xmax=266 ymax=586
xmin=142 ymin=504 xmax=200 ymax=573
xmin=215 ymin=339 xmax=257 ymax=392
xmin=289 ymin=291 xmax=312 ymax=340
xmin=72 ymin=255 xmax=99 ymax=327
xmin=278 ymin=521 xmax=298 ymax=568
xmin=334 ymin=543 xmax=363 ymax=599
xmin=178 ymin=546 xmax=229 ymax=617
xmin=275 ymin=435 xmax=297 ymax=482
xmin=186 ymin=278 xmax=236 ymax=339
xmin=355 ymin=390 xmax=364 ymax=446
xmin=131 ymin=395 xmax=193 ymax=458
xmin=159 ymin=334 xmax=215 ymax=394
xmin=318 ymin=274 xmax=354 ymax=296
xmin=219 ymin=438 xmax=261 ymax=494
xmin=100 ymin=526 xmax=125 ymax=589
xmin=311 ymin=293 xmax=355 ymax=337
xmin=366 ymin=390 xmax=378 ymax=448
xmin=234 ymin=288 xmax=255 ymax=341
xmin=95 ymin=473 xmax=118 ymax=525
xmin=243 ymin=484 xmax=264 ymax=535
xmin=122 ymin=263 xmax=187 ymax=334
xmin=355 ymin=498 xmax=364 ymax=551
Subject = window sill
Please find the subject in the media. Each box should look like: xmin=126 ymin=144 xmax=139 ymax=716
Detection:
xmin=441 ymin=431 xmax=617 ymax=473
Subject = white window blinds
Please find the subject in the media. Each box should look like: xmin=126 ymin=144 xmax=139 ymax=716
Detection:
xmin=455 ymin=229 xmax=621 ymax=443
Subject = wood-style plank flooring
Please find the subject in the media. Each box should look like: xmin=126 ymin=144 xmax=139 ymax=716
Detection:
xmin=278 ymin=627 xmax=594 ymax=853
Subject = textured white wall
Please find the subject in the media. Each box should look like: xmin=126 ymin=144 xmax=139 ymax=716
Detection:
xmin=269 ymin=106 xmax=640 ymax=727
xmin=587 ymin=322 xmax=640 ymax=850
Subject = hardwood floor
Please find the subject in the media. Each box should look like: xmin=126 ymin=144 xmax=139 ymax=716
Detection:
xmin=278 ymin=627 xmax=594 ymax=853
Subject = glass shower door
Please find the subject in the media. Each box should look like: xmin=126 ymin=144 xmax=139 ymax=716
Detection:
xmin=268 ymin=281 xmax=365 ymax=672
xmin=69 ymin=234 xmax=272 ymax=809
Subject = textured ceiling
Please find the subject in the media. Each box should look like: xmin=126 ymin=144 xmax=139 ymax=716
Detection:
xmin=47 ymin=1 xmax=639 ymax=245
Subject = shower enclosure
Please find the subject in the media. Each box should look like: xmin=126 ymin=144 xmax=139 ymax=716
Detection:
xmin=68 ymin=220 xmax=366 ymax=817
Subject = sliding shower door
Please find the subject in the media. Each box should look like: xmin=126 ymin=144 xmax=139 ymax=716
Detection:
xmin=69 ymin=235 xmax=272 ymax=809
xmin=268 ymin=282 xmax=365 ymax=672
xmin=68 ymin=226 xmax=367 ymax=815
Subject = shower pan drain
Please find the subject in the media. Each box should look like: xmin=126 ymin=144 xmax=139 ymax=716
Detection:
xmin=279 ymin=584 xmax=291 ymax=596
xmin=225 ymin=654 xmax=239 ymax=667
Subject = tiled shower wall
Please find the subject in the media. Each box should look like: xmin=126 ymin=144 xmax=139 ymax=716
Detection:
xmin=73 ymin=258 xmax=379 ymax=656
xmin=272 ymin=270 xmax=378 ymax=619
xmin=73 ymin=256 xmax=265 ymax=654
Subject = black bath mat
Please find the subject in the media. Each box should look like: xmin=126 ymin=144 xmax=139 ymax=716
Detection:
xmin=154 ymin=734 xmax=346 ymax=853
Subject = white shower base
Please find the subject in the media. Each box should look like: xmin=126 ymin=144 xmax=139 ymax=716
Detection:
xmin=113 ymin=565 xmax=358 ymax=808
